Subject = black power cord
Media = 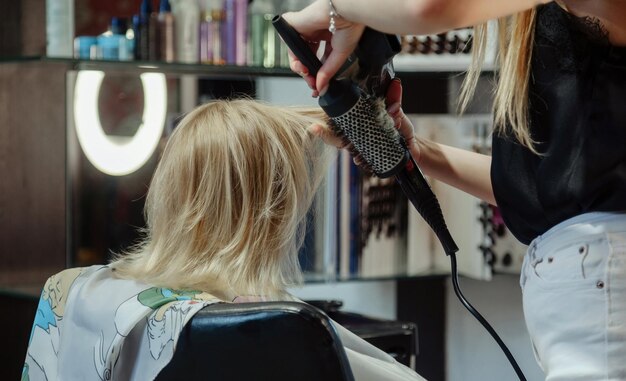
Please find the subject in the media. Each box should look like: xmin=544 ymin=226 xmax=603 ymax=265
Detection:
xmin=395 ymin=156 xmax=526 ymax=380
xmin=449 ymin=251 xmax=527 ymax=381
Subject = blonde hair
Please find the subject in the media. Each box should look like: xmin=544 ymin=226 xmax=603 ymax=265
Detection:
xmin=111 ymin=99 xmax=332 ymax=300
xmin=460 ymin=9 xmax=538 ymax=153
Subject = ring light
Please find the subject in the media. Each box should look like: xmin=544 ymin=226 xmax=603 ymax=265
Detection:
xmin=74 ymin=70 xmax=167 ymax=176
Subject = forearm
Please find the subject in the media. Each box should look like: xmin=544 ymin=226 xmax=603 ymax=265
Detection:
xmin=416 ymin=138 xmax=496 ymax=205
xmin=331 ymin=0 xmax=551 ymax=35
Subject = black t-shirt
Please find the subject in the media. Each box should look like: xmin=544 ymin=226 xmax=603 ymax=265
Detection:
xmin=491 ymin=2 xmax=626 ymax=245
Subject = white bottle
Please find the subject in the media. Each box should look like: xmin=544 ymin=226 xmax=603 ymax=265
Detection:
xmin=46 ymin=0 xmax=75 ymax=57
xmin=277 ymin=0 xmax=312 ymax=67
xmin=248 ymin=0 xmax=272 ymax=67
xmin=171 ymin=0 xmax=200 ymax=63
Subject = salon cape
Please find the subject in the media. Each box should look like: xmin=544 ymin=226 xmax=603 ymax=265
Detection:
xmin=23 ymin=265 xmax=424 ymax=381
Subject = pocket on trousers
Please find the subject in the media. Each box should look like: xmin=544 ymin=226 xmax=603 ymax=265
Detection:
xmin=531 ymin=238 xmax=608 ymax=290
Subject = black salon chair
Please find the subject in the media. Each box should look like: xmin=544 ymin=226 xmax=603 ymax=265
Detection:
xmin=308 ymin=300 xmax=418 ymax=368
xmin=156 ymin=301 xmax=355 ymax=381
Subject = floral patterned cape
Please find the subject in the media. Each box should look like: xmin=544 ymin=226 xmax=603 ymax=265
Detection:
xmin=22 ymin=265 xmax=424 ymax=381
xmin=22 ymin=265 xmax=220 ymax=381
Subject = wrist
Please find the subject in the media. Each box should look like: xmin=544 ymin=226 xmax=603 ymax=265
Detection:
xmin=412 ymin=136 xmax=427 ymax=167
xmin=320 ymin=0 xmax=358 ymax=31
xmin=328 ymin=0 xmax=339 ymax=33
xmin=284 ymin=1 xmax=332 ymax=35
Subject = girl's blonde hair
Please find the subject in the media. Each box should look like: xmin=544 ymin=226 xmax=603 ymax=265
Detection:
xmin=111 ymin=99 xmax=332 ymax=300
xmin=460 ymin=9 xmax=538 ymax=153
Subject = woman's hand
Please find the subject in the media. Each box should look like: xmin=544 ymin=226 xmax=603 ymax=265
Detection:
xmin=385 ymin=78 xmax=421 ymax=164
xmin=309 ymin=78 xmax=422 ymax=165
xmin=282 ymin=0 xmax=365 ymax=97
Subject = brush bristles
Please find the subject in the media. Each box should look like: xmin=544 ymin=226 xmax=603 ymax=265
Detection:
xmin=330 ymin=96 xmax=406 ymax=178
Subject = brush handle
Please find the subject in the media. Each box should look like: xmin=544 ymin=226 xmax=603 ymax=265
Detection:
xmin=272 ymin=15 xmax=322 ymax=77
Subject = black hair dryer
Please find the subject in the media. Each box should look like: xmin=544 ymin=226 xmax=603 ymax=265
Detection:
xmin=336 ymin=27 xmax=402 ymax=98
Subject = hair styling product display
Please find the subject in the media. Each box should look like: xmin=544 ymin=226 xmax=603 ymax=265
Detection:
xmin=402 ymin=29 xmax=473 ymax=56
xmin=71 ymin=0 xmax=295 ymax=67
xmin=273 ymin=15 xmax=527 ymax=380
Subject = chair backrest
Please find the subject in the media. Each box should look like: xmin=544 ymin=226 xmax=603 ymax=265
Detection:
xmin=156 ymin=301 xmax=355 ymax=381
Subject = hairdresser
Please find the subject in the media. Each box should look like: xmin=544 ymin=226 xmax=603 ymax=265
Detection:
xmin=284 ymin=0 xmax=626 ymax=379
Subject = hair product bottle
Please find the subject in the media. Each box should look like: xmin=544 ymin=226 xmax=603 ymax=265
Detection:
xmin=135 ymin=0 xmax=153 ymax=60
xmin=248 ymin=0 xmax=276 ymax=68
xmin=199 ymin=10 xmax=213 ymax=64
xmin=221 ymin=0 xmax=248 ymax=65
xmin=234 ymin=0 xmax=248 ymax=66
xmin=158 ymin=0 xmax=175 ymax=62
xmin=108 ymin=17 xmax=133 ymax=61
xmin=97 ymin=21 xmax=124 ymax=61
xmin=148 ymin=2 xmax=160 ymax=60
xmin=200 ymin=0 xmax=225 ymax=65
xmin=170 ymin=0 xmax=200 ymax=63
xmin=223 ymin=0 xmax=236 ymax=64
xmin=46 ymin=0 xmax=75 ymax=57
xmin=132 ymin=14 xmax=141 ymax=59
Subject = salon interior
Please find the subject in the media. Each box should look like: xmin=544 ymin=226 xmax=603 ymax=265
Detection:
xmin=1 ymin=1 xmax=546 ymax=380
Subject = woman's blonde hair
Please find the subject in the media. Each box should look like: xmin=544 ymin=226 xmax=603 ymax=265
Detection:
xmin=111 ymin=99 xmax=332 ymax=300
xmin=460 ymin=9 xmax=538 ymax=153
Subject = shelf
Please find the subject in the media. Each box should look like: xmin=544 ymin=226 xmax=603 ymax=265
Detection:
xmin=304 ymin=268 xmax=451 ymax=284
xmin=1 ymin=55 xmax=497 ymax=77
xmin=393 ymin=22 xmax=498 ymax=73
xmin=392 ymin=53 xmax=496 ymax=73
xmin=0 ymin=56 xmax=297 ymax=78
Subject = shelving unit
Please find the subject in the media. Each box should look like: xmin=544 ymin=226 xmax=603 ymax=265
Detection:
xmin=3 ymin=56 xmax=295 ymax=76
xmin=393 ymin=53 xmax=496 ymax=73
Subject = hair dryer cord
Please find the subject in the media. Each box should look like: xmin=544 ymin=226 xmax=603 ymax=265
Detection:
xmin=449 ymin=252 xmax=527 ymax=380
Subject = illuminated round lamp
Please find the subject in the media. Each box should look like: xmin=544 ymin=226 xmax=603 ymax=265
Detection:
xmin=74 ymin=70 xmax=167 ymax=176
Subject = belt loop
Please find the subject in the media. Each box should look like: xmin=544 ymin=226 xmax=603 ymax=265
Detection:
xmin=529 ymin=240 xmax=537 ymax=259
xmin=521 ymin=240 xmax=536 ymax=289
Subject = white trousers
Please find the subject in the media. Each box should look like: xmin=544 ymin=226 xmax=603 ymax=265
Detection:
xmin=521 ymin=212 xmax=626 ymax=381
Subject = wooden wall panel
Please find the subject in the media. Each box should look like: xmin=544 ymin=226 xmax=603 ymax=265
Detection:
xmin=0 ymin=1 xmax=45 ymax=57
xmin=0 ymin=62 xmax=69 ymax=289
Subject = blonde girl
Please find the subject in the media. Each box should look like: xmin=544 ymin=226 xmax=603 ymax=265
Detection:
xmin=25 ymin=99 xmax=425 ymax=381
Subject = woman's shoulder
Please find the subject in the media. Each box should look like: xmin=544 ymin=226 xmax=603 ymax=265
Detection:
xmin=557 ymin=0 xmax=626 ymax=47
xmin=532 ymin=1 xmax=626 ymax=71
xmin=537 ymin=2 xmax=608 ymax=44
xmin=42 ymin=265 xmax=107 ymax=292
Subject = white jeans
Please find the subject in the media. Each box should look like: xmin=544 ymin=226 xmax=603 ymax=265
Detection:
xmin=521 ymin=212 xmax=626 ymax=381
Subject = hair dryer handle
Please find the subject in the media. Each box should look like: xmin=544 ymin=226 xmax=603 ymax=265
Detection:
xmin=272 ymin=15 xmax=323 ymax=77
